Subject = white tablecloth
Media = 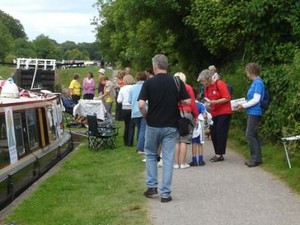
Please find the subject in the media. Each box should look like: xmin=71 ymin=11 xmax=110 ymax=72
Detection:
xmin=73 ymin=99 xmax=106 ymax=121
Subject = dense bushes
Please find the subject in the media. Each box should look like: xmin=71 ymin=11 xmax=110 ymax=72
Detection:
xmin=222 ymin=51 xmax=300 ymax=143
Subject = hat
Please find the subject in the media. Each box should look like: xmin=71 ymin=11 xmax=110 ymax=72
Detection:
xmin=98 ymin=68 xmax=105 ymax=74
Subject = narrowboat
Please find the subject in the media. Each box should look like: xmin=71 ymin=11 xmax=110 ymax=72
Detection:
xmin=0 ymin=59 xmax=73 ymax=210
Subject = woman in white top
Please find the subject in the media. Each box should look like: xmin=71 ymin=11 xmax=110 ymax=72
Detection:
xmin=117 ymin=75 xmax=135 ymax=146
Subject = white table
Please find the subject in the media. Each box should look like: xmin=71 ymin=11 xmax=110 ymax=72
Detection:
xmin=73 ymin=99 xmax=106 ymax=121
xmin=281 ymin=135 xmax=300 ymax=169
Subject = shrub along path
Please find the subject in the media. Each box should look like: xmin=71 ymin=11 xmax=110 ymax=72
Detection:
xmin=147 ymin=140 xmax=300 ymax=225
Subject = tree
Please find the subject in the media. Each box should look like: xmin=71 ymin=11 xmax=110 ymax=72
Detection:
xmin=95 ymin=0 xmax=209 ymax=77
xmin=32 ymin=35 xmax=62 ymax=59
xmin=63 ymin=48 xmax=90 ymax=60
xmin=13 ymin=38 xmax=35 ymax=58
xmin=0 ymin=23 xmax=13 ymax=61
xmin=185 ymin=0 xmax=300 ymax=64
xmin=0 ymin=10 xmax=26 ymax=39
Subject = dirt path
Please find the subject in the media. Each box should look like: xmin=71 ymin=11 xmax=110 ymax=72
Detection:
xmin=148 ymin=140 xmax=300 ymax=225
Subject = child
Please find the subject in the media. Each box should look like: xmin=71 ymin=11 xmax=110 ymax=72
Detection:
xmin=190 ymin=100 xmax=212 ymax=166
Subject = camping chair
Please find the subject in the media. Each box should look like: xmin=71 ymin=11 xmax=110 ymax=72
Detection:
xmin=86 ymin=115 xmax=118 ymax=150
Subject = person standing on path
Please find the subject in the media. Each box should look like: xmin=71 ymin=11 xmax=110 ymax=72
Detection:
xmin=129 ymin=71 xmax=148 ymax=153
xmin=138 ymin=54 xmax=191 ymax=203
xmin=69 ymin=73 xmax=81 ymax=104
xmin=117 ymin=75 xmax=135 ymax=146
xmin=173 ymin=72 xmax=198 ymax=169
xmin=98 ymin=76 xmax=115 ymax=120
xmin=237 ymin=63 xmax=265 ymax=167
xmin=82 ymin=72 xmax=95 ymax=100
xmin=198 ymin=69 xmax=232 ymax=162
xmin=97 ymin=68 xmax=106 ymax=95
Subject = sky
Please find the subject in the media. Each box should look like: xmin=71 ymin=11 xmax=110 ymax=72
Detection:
xmin=1 ymin=0 xmax=99 ymax=43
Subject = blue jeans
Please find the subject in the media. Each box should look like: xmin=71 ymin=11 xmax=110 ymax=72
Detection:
xmin=145 ymin=125 xmax=178 ymax=198
xmin=137 ymin=118 xmax=146 ymax=151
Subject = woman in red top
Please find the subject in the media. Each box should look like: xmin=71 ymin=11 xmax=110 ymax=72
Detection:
xmin=198 ymin=69 xmax=232 ymax=162
xmin=173 ymin=72 xmax=199 ymax=169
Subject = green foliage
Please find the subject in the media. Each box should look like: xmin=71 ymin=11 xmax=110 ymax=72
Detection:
xmin=186 ymin=0 xmax=246 ymax=55
xmin=0 ymin=10 xmax=26 ymax=39
xmin=95 ymin=0 xmax=208 ymax=75
xmin=12 ymin=38 xmax=36 ymax=58
xmin=0 ymin=9 xmax=98 ymax=61
xmin=0 ymin=23 xmax=13 ymax=61
xmin=186 ymin=0 xmax=300 ymax=64
xmin=32 ymin=35 xmax=62 ymax=59
xmin=222 ymin=52 xmax=300 ymax=144
xmin=64 ymin=48 xmax=90 ymax=60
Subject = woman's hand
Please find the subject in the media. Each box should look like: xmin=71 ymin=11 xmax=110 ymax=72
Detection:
xmin=236 ymin=104 xmax=244 ymax=111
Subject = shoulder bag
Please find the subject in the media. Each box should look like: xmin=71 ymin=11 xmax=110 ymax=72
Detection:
xmin=174 ymin=76 xmax=193 ymax=136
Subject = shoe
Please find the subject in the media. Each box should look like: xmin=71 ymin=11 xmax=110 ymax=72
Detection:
xmin=180 ymin=163 xmax=190 ymax=169
xmin=245 ymin=161 xmax=261 ymax=167
xmin=161 ymin=196 xmax=172 ymax=203
xmin=142 ymin=158 xmax=146 ymax=162
xmin=143 ymin=188 xmax=158 ymax=198
xmin=209 ymin=155 xmax=224 ymax=162
xmin=173 ymin=164 xmax=180 ymax=169
xmin=189 ymin=161 xmax=198 ymax=167
xmin=137 ymin=151 xmax=144 ymax=154
xmin=198 ymin=161 xmax=206 ymax=166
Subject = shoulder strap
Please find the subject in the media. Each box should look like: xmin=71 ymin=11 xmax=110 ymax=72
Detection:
xmin=173 ymin=76 xmax=185 ymax=116
xmin=174 ymin=76 xmax=181 ymax=94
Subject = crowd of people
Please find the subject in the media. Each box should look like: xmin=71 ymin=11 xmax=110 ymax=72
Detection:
xmin=61 ymin=55 xmax=266 ymax=204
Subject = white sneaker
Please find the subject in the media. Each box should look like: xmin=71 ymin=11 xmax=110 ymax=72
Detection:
xmin=173 ymin=164 xmax=180 ymax=169
xmin=142 ymin=158 xmax=146 ymax=162
xmin=180 ymin=163 xmax=190 ymax=169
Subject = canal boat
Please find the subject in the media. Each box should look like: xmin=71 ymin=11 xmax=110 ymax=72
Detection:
xmin=0 ymin=59 xmax=73 ymax=210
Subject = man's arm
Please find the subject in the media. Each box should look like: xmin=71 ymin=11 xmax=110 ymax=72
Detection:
xmin=138 ymin=100 xmax=147 ymax=118
xmin=180 ymin=98 xmax=191 ymax=105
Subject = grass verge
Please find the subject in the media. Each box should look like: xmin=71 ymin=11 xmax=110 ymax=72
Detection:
xmin=228 ymin=127 xmax=300 ymax=194
xmin=4 ymin=122 xmax=151 ymax=225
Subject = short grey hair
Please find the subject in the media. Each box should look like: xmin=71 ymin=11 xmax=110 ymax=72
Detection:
xmin=62 ymin=88 xmax=70 ymax=95
xmin=197 ymin=69 xmax=212 ymax=82
xmin=152 ymin=54 xmax=168 ymax=70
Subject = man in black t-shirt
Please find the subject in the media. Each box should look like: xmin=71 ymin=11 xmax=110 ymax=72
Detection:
xmin=138 ymin=54 xmax=190 ymax=203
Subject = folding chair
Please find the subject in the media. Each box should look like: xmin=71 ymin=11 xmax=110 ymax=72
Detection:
xmin=86 ymin=115 xmax=118 ymax=150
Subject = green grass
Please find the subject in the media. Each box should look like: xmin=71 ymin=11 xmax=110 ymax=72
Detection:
xmin=4 ymin=122 xmax=151 ymax=225
xmin=0 ymin=65 xmax=16 ymax=79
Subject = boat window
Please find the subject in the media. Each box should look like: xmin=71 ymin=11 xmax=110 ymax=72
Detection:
xmin=0 ymin=116 xmax=9 ymax=168
xmin=26 ymin=109 xmax=40 ymax=150
xmin=47 ymin=106 xmax=57 ymax=140
xmin=13 ymin=113 xmax=26 ymax=157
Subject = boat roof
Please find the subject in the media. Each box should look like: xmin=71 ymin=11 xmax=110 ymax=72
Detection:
xmin=0 ymin=94 xmax=59 ymax=113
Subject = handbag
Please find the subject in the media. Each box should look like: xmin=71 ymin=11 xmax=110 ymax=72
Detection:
xmin=177 ymin=116 xmax=193 ymax=136
xmin=174 ymin=76 xmax=193 ymax=136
